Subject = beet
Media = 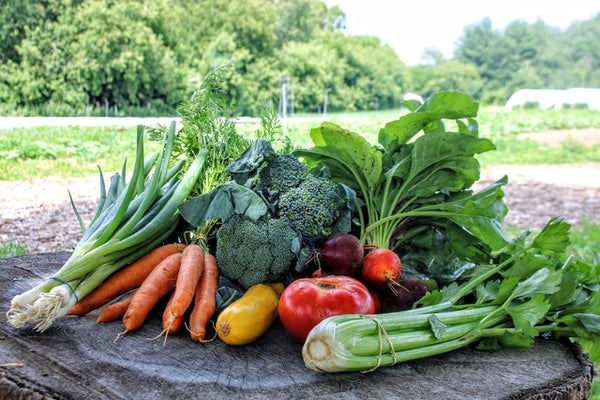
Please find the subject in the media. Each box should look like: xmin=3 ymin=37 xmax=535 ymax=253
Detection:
xmin=361 ymin=248 xmax=402 ymax=288
xmin=382 ymin=278 xmax=431 ymax=312
xmin=313 ymin=233 xmax=364 ymax=277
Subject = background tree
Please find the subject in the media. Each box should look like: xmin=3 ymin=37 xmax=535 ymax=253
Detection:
xmin=1 ymin=0 xmax=599 ymax=114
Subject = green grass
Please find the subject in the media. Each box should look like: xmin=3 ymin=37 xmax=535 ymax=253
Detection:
xmin=0 ymin=125 xmax=159 ymax=180
xmin=1 ymin=108 xmax=599 ymax=181
xmin=0 ymin=242 xmax=28 ymax=257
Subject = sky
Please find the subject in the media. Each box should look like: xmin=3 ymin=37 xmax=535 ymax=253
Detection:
xmin=322 ymin=0 xmax=600 ymax=66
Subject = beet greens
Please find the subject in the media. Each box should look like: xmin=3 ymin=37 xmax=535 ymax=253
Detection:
xmin=295 ymin=91 xmax=508 ymax=282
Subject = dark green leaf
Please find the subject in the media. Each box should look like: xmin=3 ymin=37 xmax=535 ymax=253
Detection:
xmin=226 ymin=138 xmax=277 ymax=184
xmin=379 ymin=91 xmax=479 ymax=148
xmin=304 ymin=122 xmax=383 ymax=189
xmin=179 ymin=181 xmax=268 ymax=227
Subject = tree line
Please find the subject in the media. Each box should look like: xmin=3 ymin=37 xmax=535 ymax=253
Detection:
xmin=1 ymin=0 xmax=598 ymax=116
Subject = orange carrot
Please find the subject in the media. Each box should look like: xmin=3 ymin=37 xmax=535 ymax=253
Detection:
xmin=68 ymin=243 xmax=186 ymax=316
xmin=188 ymin=252 xmax=220 ymax=342
xmin=120 ymin=252 xmax=182 ymax=334
xmin=160 ymin=294 xmax=184 ymax=336
xmin=162 ymin=244 xmax=205 ymax=335
xmin=96 ymin=294 xmax=133 ymax=323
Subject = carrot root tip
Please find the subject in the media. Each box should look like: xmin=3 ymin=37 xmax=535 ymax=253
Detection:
xmin=113 ymin=329 xmax=128 ymax=343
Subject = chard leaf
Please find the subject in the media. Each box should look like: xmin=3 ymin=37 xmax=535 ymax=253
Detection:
xmin=379 ymin=91 xmax=479 ymax=149
xmin=407 ymin=131 xmax=494 ymax=184
xmin=300 ymin=122 xmax=383 ymax=190
xmin=179 ymin=181 xmax=268 ymax=227
xmin=427 ymin=177 xmax=509 ymax=251
xmin=405 ymin=156 xmax=482 ymax=197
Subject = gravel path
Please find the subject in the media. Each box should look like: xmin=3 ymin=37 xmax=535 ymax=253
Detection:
xmin=2 ymin=163 xmax=599 ymax=254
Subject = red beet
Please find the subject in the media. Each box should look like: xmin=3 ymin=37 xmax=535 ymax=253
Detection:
xmin=313 ymin=233 xmax=364 ymax=277
xmin=382 ymin=278 xmax=431 ymax=312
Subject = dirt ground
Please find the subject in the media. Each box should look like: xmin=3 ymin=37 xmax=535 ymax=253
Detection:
xmin=1 ymin=129 xmax=599 ymax=254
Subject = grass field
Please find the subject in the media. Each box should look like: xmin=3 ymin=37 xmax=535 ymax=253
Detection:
xmin=1 ymin=107 xmax=600 ymax=181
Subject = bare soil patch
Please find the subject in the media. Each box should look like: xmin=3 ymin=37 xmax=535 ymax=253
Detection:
xmin=517 ymin=128 xmax=600 ymax=147
xmin=1 ymin=162 xmax=598 ymax=254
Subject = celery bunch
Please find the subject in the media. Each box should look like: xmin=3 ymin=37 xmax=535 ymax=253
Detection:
xmin=303 ymin=218 xmax=600 ymax=372
xmin=7 ymin=121 xmax=207 ymax=332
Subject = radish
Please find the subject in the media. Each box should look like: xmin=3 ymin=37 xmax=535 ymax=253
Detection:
xmin=361 ymin=248 xmax=402 ymax=291
xmin=311 ymin=233 xmax=364 ymax=278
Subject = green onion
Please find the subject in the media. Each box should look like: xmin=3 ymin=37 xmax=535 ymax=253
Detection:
xmin=7 ymin=121 xmax=207 ymax=332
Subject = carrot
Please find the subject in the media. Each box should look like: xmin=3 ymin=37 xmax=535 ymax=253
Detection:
xmin=68 ymin=243 xmax=186 ymax=316
xmin=188 ymin=252 xmax=220 ymax=342
xmin=119 ymin=252 xmax=182 ymax=335
xmin=161 ymin=244 xmax=205 ymax=335
xmin=96 ymin=294 xmax=133 ymax=323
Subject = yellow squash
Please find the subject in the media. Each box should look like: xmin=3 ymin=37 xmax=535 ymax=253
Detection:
xmin=216 ymin=283 xmax=283 ymax=345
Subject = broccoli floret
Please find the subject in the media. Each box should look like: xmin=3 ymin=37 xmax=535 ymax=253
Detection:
xmin=277 ymin=175 xmax=350 ymax=241
xmin=216 ymin=214 xmax=300 ymax=289
xmin=256 ymin=154 xmax=308 ymax=194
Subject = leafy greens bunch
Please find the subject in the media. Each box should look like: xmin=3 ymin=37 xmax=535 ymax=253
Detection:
xmin=296 ymin=91 xmax=509 ymax=284
xmin=303 ymin=218 xmax=600 ymax=372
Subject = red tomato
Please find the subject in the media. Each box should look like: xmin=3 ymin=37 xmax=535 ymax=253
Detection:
xmin=278 ymin=275 xmax=376 ymax=342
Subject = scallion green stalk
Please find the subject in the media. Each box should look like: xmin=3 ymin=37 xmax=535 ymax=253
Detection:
xmin=7 ymin=121 xmax=207 ymax=332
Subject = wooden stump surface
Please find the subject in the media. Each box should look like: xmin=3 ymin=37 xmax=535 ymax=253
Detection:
xmin=0 ymin=253 xmax=594 ymax=400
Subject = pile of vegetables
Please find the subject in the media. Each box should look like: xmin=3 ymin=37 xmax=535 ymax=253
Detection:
xmin=5 ymin=86 xmax=599 ymax=376
xmin=6 ymin=122 xmax=207 ymax=331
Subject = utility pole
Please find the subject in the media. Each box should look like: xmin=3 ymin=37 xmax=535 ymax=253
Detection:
xmin=280 ymin=75 xmax=288 ymax=119
xmin=323 ymin=82 xmax=330 ymax=117
xmin=289 ymin=76 xmax=294 ymax=117
xmin=280 ymin=75 xmax=288 ymax=135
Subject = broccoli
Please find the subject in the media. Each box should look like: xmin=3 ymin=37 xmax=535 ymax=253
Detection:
xmin=277 ymin=175 xmax=351 ymax=241
xmin=256 ymin=154 xmax=308 ymax=194
xmin=215 ymin=214 xmax=301 ymax=289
